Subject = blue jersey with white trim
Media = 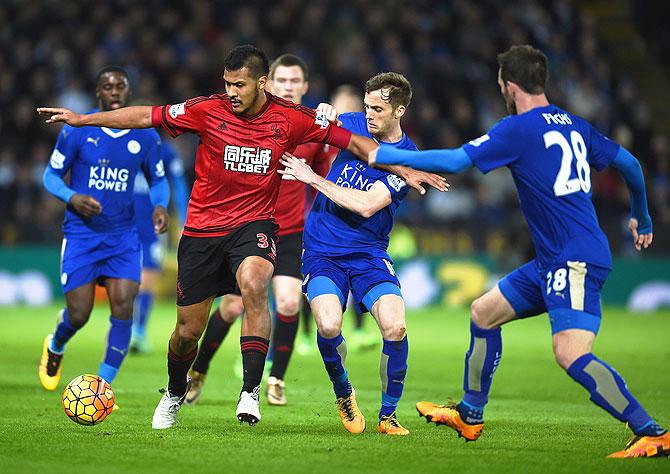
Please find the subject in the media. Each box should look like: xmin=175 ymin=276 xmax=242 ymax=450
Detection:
xmin=303 ymin=112 xmax=415 ymax=258
xmin=47 ymin=114 xmax=165 ymax=236
xmin=134 ymin=140 xmax=185 ymax=240
xmin=462 ymin=105 xmax=620 ymax=268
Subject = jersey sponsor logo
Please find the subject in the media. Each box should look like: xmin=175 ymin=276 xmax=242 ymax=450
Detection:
xmin=386 ymin=174 xmax=406 ymax=192
xmin=314 ymin=111 xmax=329 ymax=129
xmin=542 ymin=112 xmax=572 ymax=125
xmin=223 ymin=145 xmax=272 ymax=174
xmin=50 ymin=149 xmax=66 ymax=169
xmin=169 ymin=102 xmax=186 ymax=119
xmin=88 ymin=166 xmax=130 ymax=192
xmin=335 ymin=162 xmax=373 ymax=190
xmin=86 ymin=136 xmax=100 ymax=147
xmin=468 ymin=134 xmax=490 ymax=147
xmin=127 ymin=139 xmax=141 ymax=154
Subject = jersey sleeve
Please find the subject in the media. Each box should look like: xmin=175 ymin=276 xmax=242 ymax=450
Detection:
xmin=291 ymin=106 xmax=353 ymax=149
xmin=151 ymin=96 xmax=210 ymax=138
xmin=47 ymin=125 xmax=79 ymax=177
xmin=587 ymin=123 xmax=620 ymax=171
xmin=379 ymin=172 xmax=409 ymax=201
xmin=312 ymin=145 xmax=333 ymax=178
xmin=462 ymin=117 xmax=523 ymax=174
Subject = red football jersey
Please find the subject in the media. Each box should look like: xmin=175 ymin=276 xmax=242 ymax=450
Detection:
xmin=275 ymin=142 xmax=332 ymax=236
xmin=151 ymin=93 xmax=352 ymax=237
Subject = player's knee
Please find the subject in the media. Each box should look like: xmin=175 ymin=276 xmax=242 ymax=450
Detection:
xmin=109 ymin=298 xmax=134 ymax=319
xmin=239 ymin=276 xmax=269 ymax=302
xmin=317 ymin=319 xmax=342 ymax=339
xmin=553 ymin=343 xmax=584 ymax=370
xmin=382 ymin=322 xmax=406 ymax=341
xmin=66 ymin=307 xmax=90 ymax=329
xmin=176 ymin=320 xmax=204 ymax=346
xmin=276 ymin=298 xmax=299 ymax=317
xmin=470 ymin=297 xmax=498 ymax=329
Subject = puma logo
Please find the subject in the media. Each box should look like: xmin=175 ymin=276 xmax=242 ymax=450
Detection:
xmin=87 ymin=136 xmax=100 ymax=147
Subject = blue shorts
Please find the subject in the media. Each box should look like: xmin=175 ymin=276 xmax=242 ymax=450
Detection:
xmin=302 ymin=251 xmax=402 ymax=313
xmin=60 ymin=230 xmax=141 ymax=294
xmin=498 ymin=259 xmax=610 ymax=335
xmin=139 ymin=233 xmax=165 ymax=270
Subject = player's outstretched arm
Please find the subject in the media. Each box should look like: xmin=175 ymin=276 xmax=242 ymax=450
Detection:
xmin=610 ymin=147 xmax=653 ymax=251
xmin=369 ymin=144 xmax=474 ymax=174
xmin=280 ymin=153 xmax=390 ymax=217
xmin=37 ymin=106 xmax=153 ymax=129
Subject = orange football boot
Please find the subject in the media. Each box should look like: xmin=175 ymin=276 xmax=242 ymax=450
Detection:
xmin=336 ymin=390 xmax=366 ymax=434
xmin=416 ymin=401 xmax=483 ymax=441
xmin=38 ymin=334 xmax=63 ymax=391
xmin=607 ymin=432 xmax=670 ymax=458
xmin=378 ymin=412 xmax=410 ymax=435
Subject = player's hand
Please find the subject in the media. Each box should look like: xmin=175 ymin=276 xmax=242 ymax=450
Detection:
xmin=628 ymin=218 xmax=653 ymax=251
xmin=316 ymin=103 xmax=342 ymax=127
xmin=153 ymin=205 xmax=169 ymax=234
xmin=394 ymin=166 xmax=450 ymax=195
xmin=279 ymin=153 xmax=318 ymax=185
xmin=70 ymin=194 xmax=102 ymax=217
xmin=36 ymin=107 xmax=84 ymax=126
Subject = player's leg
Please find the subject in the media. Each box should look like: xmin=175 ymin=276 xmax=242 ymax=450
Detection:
xmin=39 ymin=281 xmax=96 ymax=390
xmin=236 ymin=255 xmax=274 ymax=423
xmin=368 ymin=290 xmax=409 ymax=435
xmin=186 ymin=293 xmax=243 ymax=405
xmin=296 ymin=295 xmax=314 ymax=355
xmin=266 ymin=232 xmax=304 ymax=405
xmin=417 ymin=261 xmax=544 ymax=440
xmin=152 ymin=234 xmax=225 ymax=429
xmin=130 ymin=268 xmax=159 ymax=354
xmin=100 ymin=278 xmax=139 ymax=384
xmin=546 ymin=262 xmax=668 ymax=457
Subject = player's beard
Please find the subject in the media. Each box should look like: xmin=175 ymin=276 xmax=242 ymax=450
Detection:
xmin=502 ymin=87 xmax=517 ymax=115
xmin=238 ymin=88 xmax=260 ymax=116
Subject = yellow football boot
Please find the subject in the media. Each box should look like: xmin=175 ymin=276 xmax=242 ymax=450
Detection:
xmin=607 ymin=432 xmax=670 ymax=458
xmin=336 ymin=390 xmax=366 ymax=434
xmin=378 ymin=412 xmax=410 ymax=435
xmin=38 ymin=334 xmax=63 ymax=391
xmin=416 ymin=401 xmax=483 ymax=441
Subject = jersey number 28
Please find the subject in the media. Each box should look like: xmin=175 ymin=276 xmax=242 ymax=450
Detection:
xmin=544 ymin=130 xmax=590 ymax=197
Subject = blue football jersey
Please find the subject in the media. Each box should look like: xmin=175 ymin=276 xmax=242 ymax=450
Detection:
xmin=303 ymin=112 xmax=415 ymax=258
xmin=48 ymin=119 xmax=165 ymax=236
xmin=134 ymin=139 xmax=185 ymax=240
xmin=462 ymin=105 xmax=620 ymax=268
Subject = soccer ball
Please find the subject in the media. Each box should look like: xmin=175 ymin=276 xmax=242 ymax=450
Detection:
xmin=62 ymin=374 xmax=115 ymax=425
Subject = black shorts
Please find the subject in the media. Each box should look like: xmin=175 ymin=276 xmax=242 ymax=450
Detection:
xmin=230 ymin=230 xmax=303 ymax=296
xmin=274 ymin=231 xmax=303 ymax=279
xmin=176 ymin=220 xmax=277 ymax=306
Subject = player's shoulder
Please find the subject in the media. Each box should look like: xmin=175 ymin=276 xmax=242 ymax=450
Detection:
xmin=266 ymin=92 xmax=315 ymax=116
xmin=338 ymin=112 xmax=367 ymax=134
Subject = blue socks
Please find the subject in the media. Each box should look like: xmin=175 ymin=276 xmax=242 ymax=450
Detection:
xmin=98 ymin=316 xmax=132 ymax=384
xmin=567 ymin=353 xmax=666 ymax=436
xmin=51 ymin=308 xmax=78 ymax=353
xmin=379 ymin=336 xmax=408 ymax=419
xmin=460 ymin=321 xmax=502 ymax=422
xmin=317 ymin=332 xmax=352 ymax=398
xmin=132 ymin=291 xmax=154 ymax=339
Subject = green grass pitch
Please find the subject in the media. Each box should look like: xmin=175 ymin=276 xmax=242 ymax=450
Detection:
xmin=0 ymin=302 xmax=668 ymax=473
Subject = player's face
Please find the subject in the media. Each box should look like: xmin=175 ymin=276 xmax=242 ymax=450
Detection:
xmin=269 ymin=65 xmax=308 ymax=104
xmin=96 ymin=72 xmax=130 ymax=111
xmin=224 ymin=67 xmax=267 ymax=115
xmin=364 ymin=89 xmax=403 ymax=138
xmin=498 ymin=69 xmax=517 ymax=115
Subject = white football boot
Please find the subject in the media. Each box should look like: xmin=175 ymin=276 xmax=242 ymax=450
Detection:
xmin=152 ymin=381 xmax=189 ymax=429
xmin=236 ymin=385 xmax=261 ymax=425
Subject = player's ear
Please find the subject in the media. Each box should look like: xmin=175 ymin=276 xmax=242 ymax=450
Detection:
xmin=394 ymin=105 xmax=406 ymax=119
xmin=258 ymin=75 xmax=267 ymax=91
xmin=302 ymin=81 xmax=309 ymax=95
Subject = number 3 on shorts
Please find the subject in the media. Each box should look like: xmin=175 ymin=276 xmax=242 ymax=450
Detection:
xmin=256 ymin=233 xmax=269 ymax=249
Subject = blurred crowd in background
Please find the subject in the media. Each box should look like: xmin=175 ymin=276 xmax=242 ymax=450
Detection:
xmin=1 ymin=0 xmax=668 ymax=258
